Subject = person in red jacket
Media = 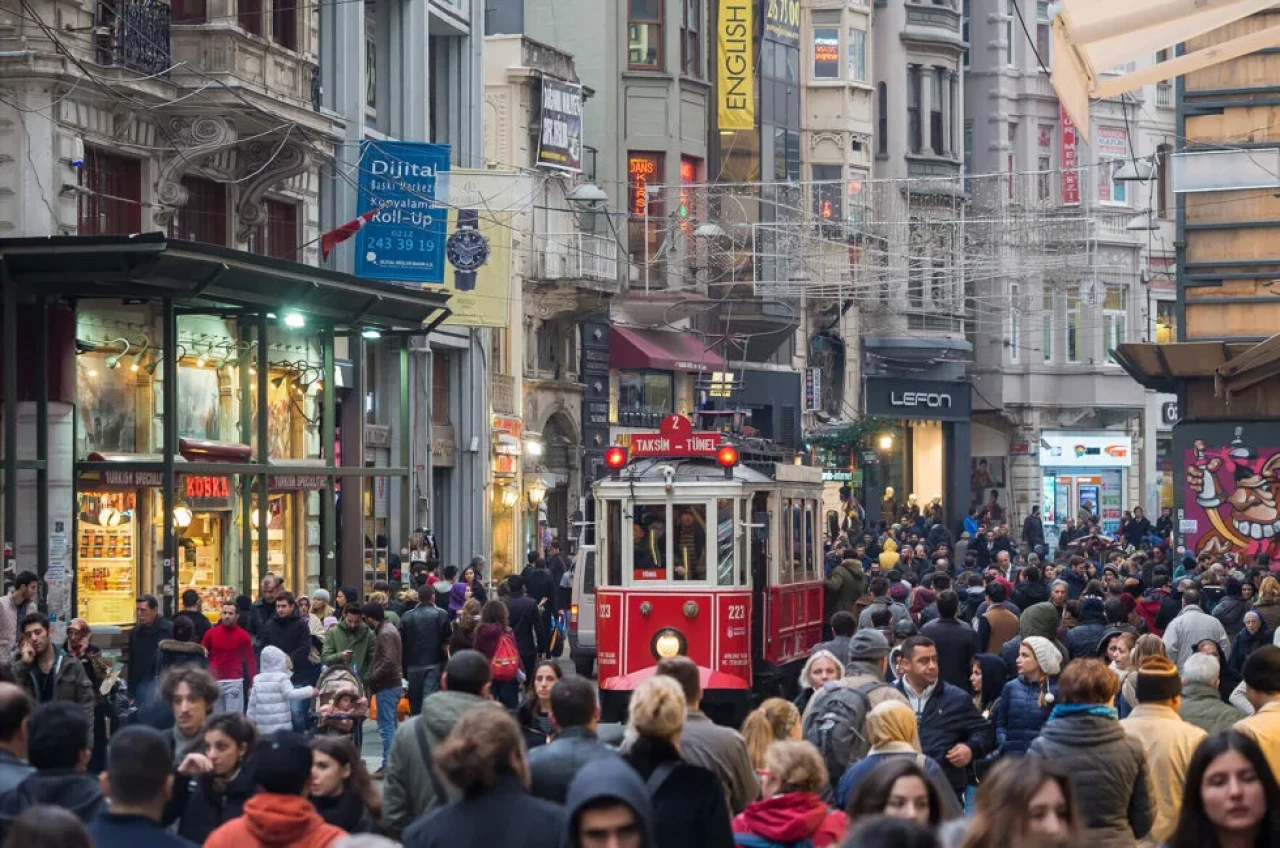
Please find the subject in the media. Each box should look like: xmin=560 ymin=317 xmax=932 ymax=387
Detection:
xmin=732 ymin=740 xmax=848 ymax=848
xmin=202 ymin=601 xmax=256 ymax=714
xmin=203 ymin=731 xmax=345 ymax=848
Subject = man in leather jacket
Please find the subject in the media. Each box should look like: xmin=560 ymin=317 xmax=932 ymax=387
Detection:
xmin=399 ymin=587 xmax=451 ymax=715
xmin=526 ymin=675 xmax=617 ymax=804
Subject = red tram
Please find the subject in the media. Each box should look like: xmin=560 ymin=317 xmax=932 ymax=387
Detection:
xmin=593 ymin=414 xmax=825 ymax=723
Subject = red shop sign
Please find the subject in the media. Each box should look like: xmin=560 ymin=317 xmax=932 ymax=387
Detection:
xmin=629 ymin=414 xmax=722 ymax=458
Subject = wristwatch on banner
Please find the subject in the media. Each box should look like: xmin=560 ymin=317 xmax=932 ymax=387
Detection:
xmin=446 ymin=208 xmax=490 ymax=292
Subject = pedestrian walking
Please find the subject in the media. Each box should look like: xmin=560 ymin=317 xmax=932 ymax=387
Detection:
xmin=246 ymin=646 xmax=316 ymax=736
xmin=1178 ymin=653 xmax=1245 ymax=734
xmin=363 ymin=602 xmax=402 ymax=776
xmin=172 ymin=589 xmax=212 ymax=645
xmin=794 ymin=649 xmax=843 ymax=715
xmin=995 ymin=636 xmax=1060 ymax=756
xmin=309 ymin=736 xmax=382 ymax=834
xmin=88 ymin=725 xmax=198 ymax=848
xmin=154 ymin=615 xmax=210 ymax=677
xmin=12 ymin=614 xmax=94 ymax=750
xmin=920 ymin=590 xmax=979 ymax=692
xmin=562 ymin=757 xmax=654 ymax=848
xmin=129 ymin=594 xmax=174 ymax=726
xmin=0 ymin=702 xmax=104 ymax=838
xmin=170 ymin=711 xmax=257 ymax=843
xmin=846 ymin=758 xmax=946 ymax=829
xmin=473 ymin=600 xmax=522 ymax=708
xmin=202 ymin=731 xmax=347 ymax=848
xmin=732 ymin=740 xmax=848 ymax=847
xmin=399 ymin=588 xmax=449 ymax=715
xmin=203 ymin=600 xmax=256 ymax=714
xmin=834 ymin=700 xmax=959 ymax=815
xmin=1163 ymin=588 xmax=1231 ymax=669
xmin=740 ymin=699 xmax=801 ymax=772
xmin=400 ymin=708 xmax=564 ymax=848
xmin=656 ymin=656 xmax=759 ymax=815
xmin=824 ymin=559 xmax=866 ymax=634
xmin=1066 ymin=596 xmax=1109 ymax=660
xmin=1026 ymin=658 xmax=1153 ymax=848
xmin=0 ymin=575 xmax=36 ymax=661
xmin=161 ymin=667 xmax=218 ymax=767
xmin=958 ymin=757 xmax=1079 ymax=848
xmin=321 ymin=605 xmax=374 ymax=694
xmin=526 ymin=676 xmax=617 ymax=804
xmin=1165 ymin=730 xmax=1280 ymax=848
xmin=501 ymin=576 xmax=547 ymax=678
xmin=60 ymin=618 xmax=109 ymax=771
xmin=249 ymin=576 xmax=283 ymax=648
xmin=621 ymin=675 xmax=733 ymax=848
xmin=0 ymin=686 xmax=32 ymax=796
xmin=0 ymin=805 xmax=92 ymax=848
xmin=1229 ymin=609 xmax=1271 ymax=681
xmin=514 ymin=660 xmax=561 ymax=749
xmin=261 ymin=591 xmax=314 ymax=731
xmin=1234 ymin=644 xmax=1280 ymax=779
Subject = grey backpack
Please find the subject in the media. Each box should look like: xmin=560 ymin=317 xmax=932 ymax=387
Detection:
xmin=801 ymin=679 xmax=891 ymax=782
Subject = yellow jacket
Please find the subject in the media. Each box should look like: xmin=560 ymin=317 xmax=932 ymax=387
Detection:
xmin=1235 ymin=700 xmax=1280 ymax=785
xmin=1121 ymin=703 xmax=1206 ymax=848
xmin=878 ymin=538 xmax=900 ymax=571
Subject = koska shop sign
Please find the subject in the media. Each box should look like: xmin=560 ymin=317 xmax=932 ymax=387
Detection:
xmin=865 ymin=378 xmax=971 ymax=421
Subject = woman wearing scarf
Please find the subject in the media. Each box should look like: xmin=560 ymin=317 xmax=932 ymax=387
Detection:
xmin=908 ymin=587 xmax=935 ymax=628
xmin=1229 ymin=609 xmax=1272 ymax=681
xmin=1027 ymin=658 xmax=1154 ymax=848
xmin=63 ymin=618 xmax=111 ymax=772
xmin=834 ymin=700 xmax=961 ymax=817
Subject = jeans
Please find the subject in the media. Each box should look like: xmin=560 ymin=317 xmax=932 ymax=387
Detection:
xmin=375 ymin=688 xmax=399 ymax=768
xmin=406 ymin=665 xmax=442 ymax=716
xmin=290 ymin=695 xmax=309 ymax=733
xmin=215 ymin=679 xmax=244 ymax=714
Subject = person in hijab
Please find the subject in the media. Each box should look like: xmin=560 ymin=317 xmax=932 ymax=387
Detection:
xmin=908 ymin=588 xmax=936 ymax=629
xmin=1229 ymin=610 xmax=1272 ymax=681
xmin=834 ymin=700 xmax=961 ymax=817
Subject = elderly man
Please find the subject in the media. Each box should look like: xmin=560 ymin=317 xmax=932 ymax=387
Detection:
xmin=1179 ymin=653 xmax=1245 ymax=734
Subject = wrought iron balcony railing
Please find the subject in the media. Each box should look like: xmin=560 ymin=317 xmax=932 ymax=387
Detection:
xmin=96 ymin=0 xmax=172 ymax=77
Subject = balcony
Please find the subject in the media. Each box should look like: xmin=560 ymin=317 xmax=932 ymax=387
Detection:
xmin=491 ymin=372 xmax=517 ymax=416
xmin=96 ymin=0 xmax=172 ymax=77
xmin=534 ymin=232 xmax=620 ymax=291
xmin=903 ymin=1 xmax=963 ymax=47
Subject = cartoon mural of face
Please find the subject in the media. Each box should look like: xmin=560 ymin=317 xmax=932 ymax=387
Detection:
xmin=1186 ymin=427 xmax=1280 ymax=558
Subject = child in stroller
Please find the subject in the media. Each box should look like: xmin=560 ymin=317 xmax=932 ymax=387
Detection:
xmin=312 ymin=665 xmax=369 ymax=741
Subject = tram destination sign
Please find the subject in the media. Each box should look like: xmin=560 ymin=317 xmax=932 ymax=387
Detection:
xmin=628 ymin=414 xmax=723 ymax=458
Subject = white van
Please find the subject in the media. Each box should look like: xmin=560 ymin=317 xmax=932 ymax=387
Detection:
xmin=568 ymin=544 xmax=596 ymax=677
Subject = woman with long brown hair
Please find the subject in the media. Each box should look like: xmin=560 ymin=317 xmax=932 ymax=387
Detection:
xmin=309 ymin=735 xmax=382 ymax=834
xmin=448 ymin=598 xmax=483 ymax=655
xmin=959 ymin=757 xmax=1080 ymax=848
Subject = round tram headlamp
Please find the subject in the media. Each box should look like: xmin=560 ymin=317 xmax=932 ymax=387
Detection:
xmin=650 ymin=628 xmax=688 ymax=660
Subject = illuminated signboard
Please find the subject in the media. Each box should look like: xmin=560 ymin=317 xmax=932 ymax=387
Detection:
xmin=629 ymin=154 xmax=661 ymax=217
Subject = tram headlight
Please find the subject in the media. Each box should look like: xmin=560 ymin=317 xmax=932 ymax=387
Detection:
xmin=650 ymin=628 xmax=687 ymax=660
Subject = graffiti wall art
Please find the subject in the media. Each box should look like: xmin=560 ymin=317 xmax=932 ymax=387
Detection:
xmin=1182 ymin=425 xmax=1280 ymax=560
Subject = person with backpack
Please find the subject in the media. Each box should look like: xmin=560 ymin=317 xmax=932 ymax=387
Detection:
xmin=473 ymin=600 xmax=524 ymax=708
xmin=502 ymin=576 xmax=548 ymax=679
xmin=732 ymin=740 xmax=848 ymax=848
xmin=381 ymin=650 xmax=504 ymax=838
xmin=802 ymin=629 xmax=908 ymax=784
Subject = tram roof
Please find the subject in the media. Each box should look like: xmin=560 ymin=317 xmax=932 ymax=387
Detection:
xmin=600 ymin=458 xmax=780 ymax=487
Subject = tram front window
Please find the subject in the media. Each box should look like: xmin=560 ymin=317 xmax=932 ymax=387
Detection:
xmin=633 ymin=504 xmax=667 ymax=580
xmin=672 ymin=504 xmax=707 ymax=580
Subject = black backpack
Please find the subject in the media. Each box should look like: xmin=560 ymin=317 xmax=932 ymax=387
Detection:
xmin=801 ymin=679 xmax=892 ymax=783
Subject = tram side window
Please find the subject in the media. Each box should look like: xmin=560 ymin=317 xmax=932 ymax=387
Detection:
xmin=751 ymin=492 xmax=769 ymax=588
xmin=672 ymin=503 xmax=707 ymax=580
xmin=791 ymin=498 xmax=803 ymax=584
xmin=606 ymin=500 xmax=622 ymax=586
xmin=716 ymin=498 xmax=735 ymax=586
xmin=779 ymin=500 xmax=793 ymax=584
xmin=632 ymin=504 xmax=667 ymax=580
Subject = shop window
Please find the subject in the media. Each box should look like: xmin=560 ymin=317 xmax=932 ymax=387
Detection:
xmin=680 ymin=0 xmax=701 ymax=77
xmin=76 ymin=491 xmax=138 ymax=625
xmin=1156 ymin=299 xmax=1177 ymax=344
xmin=254 ymin=199 xmax=299 ymax=259
xmin=672 ymin=503 xmax=706 ymax=580
xmin=272 ymin=0 xmax=297 ymax=50
xmin=1103 ymin=286 xmax=1127 ymax=363
xmin=172 ymin=177 xmax=228 ymax=245
xmin=617 ymin=371 xmax=672 ymax=426
xmin=79 ymin=148 xmax=141 ymax=236
xmin=239 ymin=0 xmax=264 ymax=36
xmin=628 ymin=0 xmax=662 ymax=69
xmin=907 ymin=66 xmax=922 ymax=153
xmin=432 ymin=351 xmax=451 ymax=426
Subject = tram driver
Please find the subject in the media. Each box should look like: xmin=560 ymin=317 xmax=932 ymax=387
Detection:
xmin=672 ymin=507 xmax=707 ymax=580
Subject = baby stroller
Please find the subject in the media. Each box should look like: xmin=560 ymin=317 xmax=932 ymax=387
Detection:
xmin=311 ymin=665 xmax=369 ymax=742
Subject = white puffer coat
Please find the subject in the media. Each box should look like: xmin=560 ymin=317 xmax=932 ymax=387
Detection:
xmin=247 ymin=645 xmax=316 ymax=735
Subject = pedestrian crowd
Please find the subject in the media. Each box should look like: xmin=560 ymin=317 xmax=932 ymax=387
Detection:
xmin=0 ymin=504 xmax=1278 ymax=848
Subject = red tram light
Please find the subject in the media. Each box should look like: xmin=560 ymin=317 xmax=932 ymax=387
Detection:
xmin=605 ymin=446 xmax=628 ymax=469
xmin=716 ymin=445 xmax=739 ymax=467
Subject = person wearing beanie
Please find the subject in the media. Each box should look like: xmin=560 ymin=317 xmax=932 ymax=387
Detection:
xmin=995 ymin=635 xmax=1061 ymax=756
xmin=1121 ymin=655 xmax=1207 ymax=848
xmin=1066 ymin=595 xmax=1110 ymax=660
xmin=1212 ymin=576 xmax=1249 ymax=640
xmin=1235 ymin=644 xmax=1280 ymax=780
xmin=1000 ymin=602 xmax=1069 ymax=678
xmin=825 ymin=628 xmax=909 ymax=731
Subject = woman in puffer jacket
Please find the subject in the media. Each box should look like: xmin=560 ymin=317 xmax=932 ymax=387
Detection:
xmin=1027 ymin=658 xmax=1153 ymax=848
xmin=247 ymin=645 xmax=316 ymax=734
xmin=995 ymin=636 xmax=1060 ymax=756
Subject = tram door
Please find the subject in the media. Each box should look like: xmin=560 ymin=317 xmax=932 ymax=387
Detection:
xmin=749 ymin=490 xmax=771 ymax=673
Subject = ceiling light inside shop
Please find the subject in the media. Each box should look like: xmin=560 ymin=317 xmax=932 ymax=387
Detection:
xmin=283 ymin=311 xmax=306 ymax=329
xmin=361 ymin=328 xmax=382 ymax=339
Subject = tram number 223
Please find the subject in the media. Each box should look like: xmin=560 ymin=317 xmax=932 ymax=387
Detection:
xmin=727 ymin=604 xmax=746 ymax=621
xmin=598 ymin=604 xmax=612 ymax=619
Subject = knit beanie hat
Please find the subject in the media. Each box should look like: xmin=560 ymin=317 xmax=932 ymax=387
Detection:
xmin=889 ymin=583 xmax=910 ymax=603
xmin=1022 ymin=636 xmax=1062 ymax=676
xmin=1135 ymin=655 xmax=1182 ymax=703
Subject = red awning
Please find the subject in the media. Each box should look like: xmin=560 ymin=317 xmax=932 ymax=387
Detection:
xmin=610 ymin=327 xmax=725 ymax=373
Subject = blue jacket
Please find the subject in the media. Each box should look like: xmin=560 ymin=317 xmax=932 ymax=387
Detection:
xmin=835 ymin=751 xmax=960 ymax=814
xmin=995 ymin=675 xmax=1057 ymax=756
xmin=895 ymin=679 xmax=994 ymax=798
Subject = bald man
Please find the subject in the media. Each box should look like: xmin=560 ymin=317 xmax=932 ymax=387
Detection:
xmin=0 ymin=682 xmax=33 ymax=793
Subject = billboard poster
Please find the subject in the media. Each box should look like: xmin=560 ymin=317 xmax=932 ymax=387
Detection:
xmin=355 ymin=140 xmax=451 ymax=284
xmin=1181 ymin=428 xmax=1280 ymax=561
xmin=431 ymin=207 xmax=512 ymax=328
xmin=764 ymin=0 xmax=800 ymax=46
xmin=1060 ymin=104 xmax=1079 ymax=206
xmin=536 ymin=77 xmax=583 ymax=172
xmin=717 ymin=0 xmax=754 ymax=130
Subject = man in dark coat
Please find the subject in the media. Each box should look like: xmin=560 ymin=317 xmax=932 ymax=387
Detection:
xmin=504 ymin=575 xmax=549 ymax=677
xmin=1012 ymin=565 xmax=1051 ymax=612
xmin=1022 ymin=506 xmax=1045 ymax=552
xmin=128 ymin=595 xmax=173 ymax=725
xmin=259 ymin=592 xmax=312 ymax=731
xmin=920 ymin=591 xmax=980 ymax=693
xmin=248 ymin=575 xmax=282 ymax=649
xmin=546 ymin=542 xmax=570 ymax=612
xmin=172 ymin=590 xmax=211 ymax=646
xmin=896 ymin=635 xmax=993 ymax=802
xmin=527 ymin=676 xmax=618 ymax=804
xmin=400 ymin=587 xmax=451 ymax=714
xmin=1066 ymin=596 xmax=1110 ymax=660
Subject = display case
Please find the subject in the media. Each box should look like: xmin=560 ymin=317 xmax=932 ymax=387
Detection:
xmin=76 ymin=491 xmax=138 ymax=626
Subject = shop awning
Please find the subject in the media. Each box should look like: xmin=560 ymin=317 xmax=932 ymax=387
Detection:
xmin=0 ymin=234 xmax=451 ymax=334
xmin=610 ymin=327 xmax=725 ymax=373
xmin=1113 ymin=340 xmax=1260 ymax=393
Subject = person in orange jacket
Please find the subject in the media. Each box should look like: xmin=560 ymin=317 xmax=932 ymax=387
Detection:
xmin=202 ymin=731 xmax=346 ymax=848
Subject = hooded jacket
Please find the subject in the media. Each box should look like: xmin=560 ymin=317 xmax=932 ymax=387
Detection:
xmin=971 ymin=653 xmax=1008 ymax=718
xmin=528 ymin=726 xmax=619 ymax=804
xmin=0 ymin=769 xmax=105 ymax=839
xmin=624 ymin=736 xmax=733 ymax=848
xmin=154 ymin=639 xmax=209 ymax=677
xmin=202 ymin=792 xmax=346 ymax=848
xmin=12 ymin=650 xmax=96 ymax=749
xmin=1214 ymin=588 xmax=1249 ymax=640
xmin=877 ymin=538 xmax=900 ymax=571
xmin=402 ymin=774 xmax=564 ymax=848
xmin=733 ymin=793 xmax=848 ymax=848
xmin=1179 ymin=680 xmax=1245 ymax=734
xmin=246 ymin=646 xmax=316 ymax=734
xmin=382 ymin=689 xmax=505 ymax=834
xmin=1027 ymin=713 xmax=1153 ymax=848
xmin=563 ymin=756 xmax=656 ymax=848
xmin=1011 ymin=579 xmax=1050 ymax=615
xmin=823 ymin=560 xmax=866 ymax=623
xmin=1066 ymin=597 xmax=1108 ymax=660
xmin=1000 ymin=603 xmax=1069 ymax=677
xmin=260 ymin=612 xmax=313 ymax=686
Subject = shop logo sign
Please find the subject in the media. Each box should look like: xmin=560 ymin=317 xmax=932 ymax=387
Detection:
xmin=889 ymin=391 xmax=952 ymax=409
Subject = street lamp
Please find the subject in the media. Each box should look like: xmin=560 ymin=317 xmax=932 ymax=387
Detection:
xmin=878 ymin=433 xmax=895 ymax=452
xmin=527 ymin=479 xmax=548 ymax=508
xmin=500 ymin=486 xmax=519 ymax=509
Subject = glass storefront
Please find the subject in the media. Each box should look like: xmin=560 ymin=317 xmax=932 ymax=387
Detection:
xmin=76 ymin=490 xmax=139 ymax=625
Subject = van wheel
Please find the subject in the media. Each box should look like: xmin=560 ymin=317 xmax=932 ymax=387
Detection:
xmin=573 ymin=656 xmax=594 ymax=678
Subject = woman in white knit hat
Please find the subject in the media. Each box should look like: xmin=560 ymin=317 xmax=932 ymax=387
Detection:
xmin=994 ymin=634 xmax=1062 ymax=756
